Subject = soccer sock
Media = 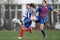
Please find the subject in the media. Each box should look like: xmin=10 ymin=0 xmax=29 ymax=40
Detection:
xmin=27 ymin=28 xmax=31 ymax=32
xmin=27 ymin=28 xmax=32 ymax=33
xmin=41 ymin=30 xmax=46 ymax=37
xmin=20 ymin=29 xmax=24 ymax=37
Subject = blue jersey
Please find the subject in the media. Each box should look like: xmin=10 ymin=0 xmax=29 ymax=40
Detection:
xmin=36 ymin=6 xmax=53 ymax=18
xmin=24 ymin=8 xmax=33 ymax=23
xmin=25 ymin=8 xmax=33 ymax=18
xmin=24 ymin=8 xmax=33 ymax=28
xmin=36 ymin=6 xmax=53 ymax=24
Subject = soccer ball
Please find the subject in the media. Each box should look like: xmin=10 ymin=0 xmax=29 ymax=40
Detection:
xmin=12 ymin=18 xmax=18 ymax=24
xmin=12 ymin=18 xmax=21 ymax=25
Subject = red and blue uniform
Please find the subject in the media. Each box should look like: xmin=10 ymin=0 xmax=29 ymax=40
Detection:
xmin=36 ymin=6 xmax=53 ymax=24
xmin=24 ymin=8 xmax=33 ymax=28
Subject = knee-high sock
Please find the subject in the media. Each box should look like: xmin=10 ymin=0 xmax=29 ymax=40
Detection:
xmin=27 ymin=28 xmax=31 ymax=32
xmin=19 ymin=30 xmax=24 ymax=37
xmin=41 ymin=30 xmax=46 ymax=37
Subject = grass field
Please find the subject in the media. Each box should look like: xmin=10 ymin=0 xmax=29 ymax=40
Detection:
xmin=0 ymin=30 xmax=60 ymax=40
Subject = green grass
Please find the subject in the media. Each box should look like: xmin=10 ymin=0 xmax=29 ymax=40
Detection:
xmin=0 ymin=30 xmax=60 ymax=40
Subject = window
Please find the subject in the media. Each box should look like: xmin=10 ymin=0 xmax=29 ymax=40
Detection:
xmin=5 ymin=11 xmax=10 ymax=19
xmin=11 ymin=11 xmax=15 ymax=19
xmin=11 ymin=5 xmax=15 ymax=9
xmin=59 ymin=10 xmax=60 ymax=22
xmin=59 ymin=5 xmax=60 ymax=9
xmin=4 ymin=4 xmax=22 ymax=19
xmin=17 ymin=5 xmax=22 ymax=9
xmin=0 ymin=12 xmax=1 ymax=18
xmin=0 ymin=6 xmax=1 ymax=18
xmin=53 ymin=12 xmax=57 ymax=22
xmin=17 ymin=11 xmax=22 ymax=19
xmin=53 ymin=5 xmax=57 ymax=9
xmin=5 ymin=5 xmax=9 ymax=9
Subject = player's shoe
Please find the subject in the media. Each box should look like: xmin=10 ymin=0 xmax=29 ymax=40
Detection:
xmin=43 ymin=35 xmax=47 ymax=38
xmin=18 ymin=37 xmax=22 ymax=39
xmin=20 ymin=19 xmax=23 ymax=25
xmin=29 ymin=28 xmax=32 ymax=34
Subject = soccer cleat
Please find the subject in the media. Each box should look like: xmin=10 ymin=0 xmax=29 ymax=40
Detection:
xmin=29 ymin=28 xmax=32 ymax=34
xmin=18 ymin=37 xmax=22 ymax=39
xmin=43 ymin=35 xmax=47 ymax=38
xmin=20 ymin=19 xmax=23 ymax=25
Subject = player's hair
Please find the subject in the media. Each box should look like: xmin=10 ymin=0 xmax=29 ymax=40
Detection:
xmin=43 ymin=0 xmax=46 ymax=3
xmin=26 ymin=3 xmax=36 ymax=8
xmin=30 ymin=3 xmax=36 ymax=8
xmin=26 ymin=4 xmax=31 ymax=6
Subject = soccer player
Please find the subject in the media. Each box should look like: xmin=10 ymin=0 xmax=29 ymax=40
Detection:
xmin=30 ymin=0 xmax=60 ymax=38
xmin=18 ymin=4 xmax=35 ymax=39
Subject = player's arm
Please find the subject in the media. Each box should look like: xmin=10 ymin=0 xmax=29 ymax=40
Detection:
xmin=48 ymin=6 xmax=60 ymax=14
xmin=23 ymin=12 xmax=27 ymax=17
xmin=22 ymin=14 xmax=26 ymax=18
xmin=32 ymin=6 xmax=41 ymax=14
xmin=53 ymin=9 xmax=60 ymax=14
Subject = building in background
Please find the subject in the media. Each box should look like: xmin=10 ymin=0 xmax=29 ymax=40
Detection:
xmin=0 ymin=0 xmax=60 ymax=30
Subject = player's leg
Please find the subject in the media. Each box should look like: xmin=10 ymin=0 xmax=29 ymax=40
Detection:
xmin=24 ymin=21 xmax=32 ymax=33
xmin=18 ymin=27 xmax=32 ymax=39
xmin=19 ymin=18 xmax=31 ymax=39
xmin=18 ymin=21 xmax=32 ymax=39
xmin=26 ymin=27 xmax=32 ymax=33
xmin=35 ymin=21 xmax=40 ymax=29
xmin=22 ymin=16 xmax=38 ymax=24
xmin=40 ymin=24 xmax=46 ymax=38
xmin=39 ymin=18 xmax=47 ymax=38
xmin=23 ymin=17 xmax=32 ymax=33
xmin=30 ymin=16 xmax=39 ymax=21
xmin=18 ymin=25 xmax=27 ymax=39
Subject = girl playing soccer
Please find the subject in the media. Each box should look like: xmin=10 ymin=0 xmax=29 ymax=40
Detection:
xmin=30 ymin=0 xmax=60 ymax=38
xmin=18 ymin=3 xmax=35 ymax=39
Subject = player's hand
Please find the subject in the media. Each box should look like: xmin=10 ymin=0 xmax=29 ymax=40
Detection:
xmin=23 ymin=16 xmax=26 ymax=17
xmin=58 ymin=12 xmax=60 ymax=14
xmin=23 ymin=16 xmax=25 ymax=17
xmin=53 ymin=9 xmax=60 ymax=14
xmin=56 ymin=11 xmax=60 ymax=14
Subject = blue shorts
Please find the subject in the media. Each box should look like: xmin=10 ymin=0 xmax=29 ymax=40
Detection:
xmin=24 ymin=17 xmax=32 ymax=28
xmin=36 ymin=16 xmax=46 ymax=24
